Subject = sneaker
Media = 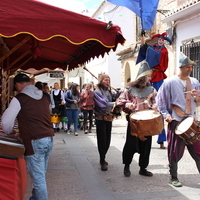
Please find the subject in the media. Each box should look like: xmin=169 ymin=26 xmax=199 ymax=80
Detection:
xmin=74 ymin=132 xmax=78 ymax=136
xmin=64 ymin=129 xmax=70 ymax=134
xmin=88 ymin=129 xmax=92 ymax=133
xmin=84 ymin=130 xmax=88 ymax=134
xmin=124 ymin=165 xmax=131 ymax=177
xmin=171 ymin=178 xmax=182 ymax=187
xmin=139 ymin=169 xmax=153 ymax=177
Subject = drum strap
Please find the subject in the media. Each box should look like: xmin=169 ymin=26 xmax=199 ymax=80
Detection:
xmin=185 ymin=77 xmax=192 ymax=114
xmin=172 ymin=105 xmax=185 ymax=117
xmin=172 ymin=78 xmax=192 ymax=117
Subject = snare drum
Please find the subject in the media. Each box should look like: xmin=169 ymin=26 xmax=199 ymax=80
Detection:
xmin=129 ymin=110 xmax=164 ymax=140
xmin=175 ymin=116 xmax=200 ymax=144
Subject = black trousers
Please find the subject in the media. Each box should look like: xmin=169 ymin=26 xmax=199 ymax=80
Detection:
xmin=96 ymin=119 xmax=112 ymax=163
xmin=82 ymin=109 xmax=93 ymax=130
xmin=122 ymin=122 xmax=152 ymax=169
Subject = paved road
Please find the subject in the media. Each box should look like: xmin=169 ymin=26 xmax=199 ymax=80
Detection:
xmin=24 ymin=118 xmax=200 ymax=200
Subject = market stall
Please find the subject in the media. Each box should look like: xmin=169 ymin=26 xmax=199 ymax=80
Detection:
xmin=0 ymin=0 xmax=125 ymax=199
xmin=0 ymin=0 xmax=125 ymax=112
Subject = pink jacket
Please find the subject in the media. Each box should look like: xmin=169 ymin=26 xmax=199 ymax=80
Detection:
xmin=80 ymin=90 xmax=94 ymax=110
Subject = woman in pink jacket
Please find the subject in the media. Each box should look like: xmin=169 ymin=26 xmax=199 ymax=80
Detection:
xmin=80 ymin=83 xmax=94 ymax=133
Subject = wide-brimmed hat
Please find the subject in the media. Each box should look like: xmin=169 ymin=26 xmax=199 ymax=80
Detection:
xmin=179 ymin=52 xmax=196 ymax=67
xmin=136 ymin=61 xmax=152 ymax=80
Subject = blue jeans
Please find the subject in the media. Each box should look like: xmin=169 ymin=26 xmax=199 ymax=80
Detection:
xmin=66 ymin=109 xmax=79 ymax=132
xmin=25 ymin=137 xmax=53 ymax=200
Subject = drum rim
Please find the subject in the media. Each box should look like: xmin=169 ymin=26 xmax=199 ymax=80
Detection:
xmin=130 ymin=109 xmax=161 ymax=120
xmin=175 ymin=115 xmax=195 ymax=135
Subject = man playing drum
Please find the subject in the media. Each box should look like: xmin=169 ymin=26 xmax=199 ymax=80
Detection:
xmin=117 ymin=61 xmax=158 ymax=177
xmin=156 ymin=52 xmax=200 ymax=187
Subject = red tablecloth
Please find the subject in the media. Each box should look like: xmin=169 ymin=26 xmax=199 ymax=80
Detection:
xmin=0 ymin=158 xmax=27 ymax=200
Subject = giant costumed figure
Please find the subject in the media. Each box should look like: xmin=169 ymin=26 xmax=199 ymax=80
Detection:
xmin=136 ymin=32 xmax=172 ymax=149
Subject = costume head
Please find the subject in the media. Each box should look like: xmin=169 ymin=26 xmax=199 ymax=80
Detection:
xmin=136 ymin=61 xmax=152 ymax=80
xmin=179 ymin=52 xmax=196 ymax=67
xmin=152 ymin=32 xmax=172 ymax=45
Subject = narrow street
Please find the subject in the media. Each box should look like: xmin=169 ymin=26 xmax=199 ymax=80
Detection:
xmin=25 ymin=118 xmax=200 ymax=200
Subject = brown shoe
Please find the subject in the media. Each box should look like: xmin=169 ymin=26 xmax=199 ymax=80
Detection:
xmin=101 ymin=163 xmax=108 ymax=171
xmin=160 ymin=144 xmax=166 ymax=149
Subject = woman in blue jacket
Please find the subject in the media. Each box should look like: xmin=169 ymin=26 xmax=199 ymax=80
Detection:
xmin=65 ymin=83 xmax=80 ymax=136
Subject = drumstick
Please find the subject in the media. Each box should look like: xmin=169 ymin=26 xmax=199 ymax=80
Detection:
xmin=184 ymin=90 xmax=200 ymax=93
xmin=135 ymin=100 xmax=149 ymax=106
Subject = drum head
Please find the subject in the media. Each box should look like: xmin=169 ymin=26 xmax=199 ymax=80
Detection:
xmin=130 ymin=110 xmax=160 ymax=120
xmin=175 ymin=116 xmax=194 ymax=135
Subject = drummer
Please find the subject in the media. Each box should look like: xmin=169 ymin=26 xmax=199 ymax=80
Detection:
xmin=117 ymin=61 xmax=157 ymax=177
xmin=156 ymin=52 xmax=200 ymax=187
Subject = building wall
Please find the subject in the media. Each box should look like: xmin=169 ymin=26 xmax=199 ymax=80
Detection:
xmin=84 ymin=0 xmax=200 ymax=89
xmin=176 ymin=15 xmax=200 ymax=68
xmin=113 ymin=0 xmax=177 ymax=88
xmin=84 ymin=2 xmax=135 ymax=89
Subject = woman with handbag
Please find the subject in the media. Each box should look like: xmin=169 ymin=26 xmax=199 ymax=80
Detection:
xmin=51 ymin=82 xmax=65 ymax=132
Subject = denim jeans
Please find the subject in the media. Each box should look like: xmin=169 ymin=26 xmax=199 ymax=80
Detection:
xmin=66 ymin=109 xmax=79 ymax=132
xmin=25 ymin=137 xmax=53 ymax=200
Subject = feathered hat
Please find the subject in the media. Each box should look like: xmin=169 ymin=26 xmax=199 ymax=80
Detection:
xmin=152 ymin=32 xmax=172 ymax=45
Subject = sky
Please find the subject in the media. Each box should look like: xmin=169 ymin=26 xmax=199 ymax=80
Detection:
xmin=37 ymin=0 xmax=104 ymax=14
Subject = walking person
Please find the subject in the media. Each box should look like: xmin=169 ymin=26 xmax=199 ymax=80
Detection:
xmin=80 ymin=83 xmax=94 ymax=134
xmin=51 ymin=82 xmax=65 ymax=132
xmin=117 ymin=61 xmax=157 ymax=177
xmin=94 ymin=74 xmax=116 ymax=171
xmin=156 ymin=52 xmax=200 ymax=187
xmin=1 ymin=73 xmax=54 ymax=200
xmin=64 ymin=83 xmax=80 ymax=136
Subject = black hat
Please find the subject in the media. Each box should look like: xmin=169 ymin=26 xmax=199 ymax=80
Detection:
xmin=14 ymin=73 xmax=30 ymax=84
